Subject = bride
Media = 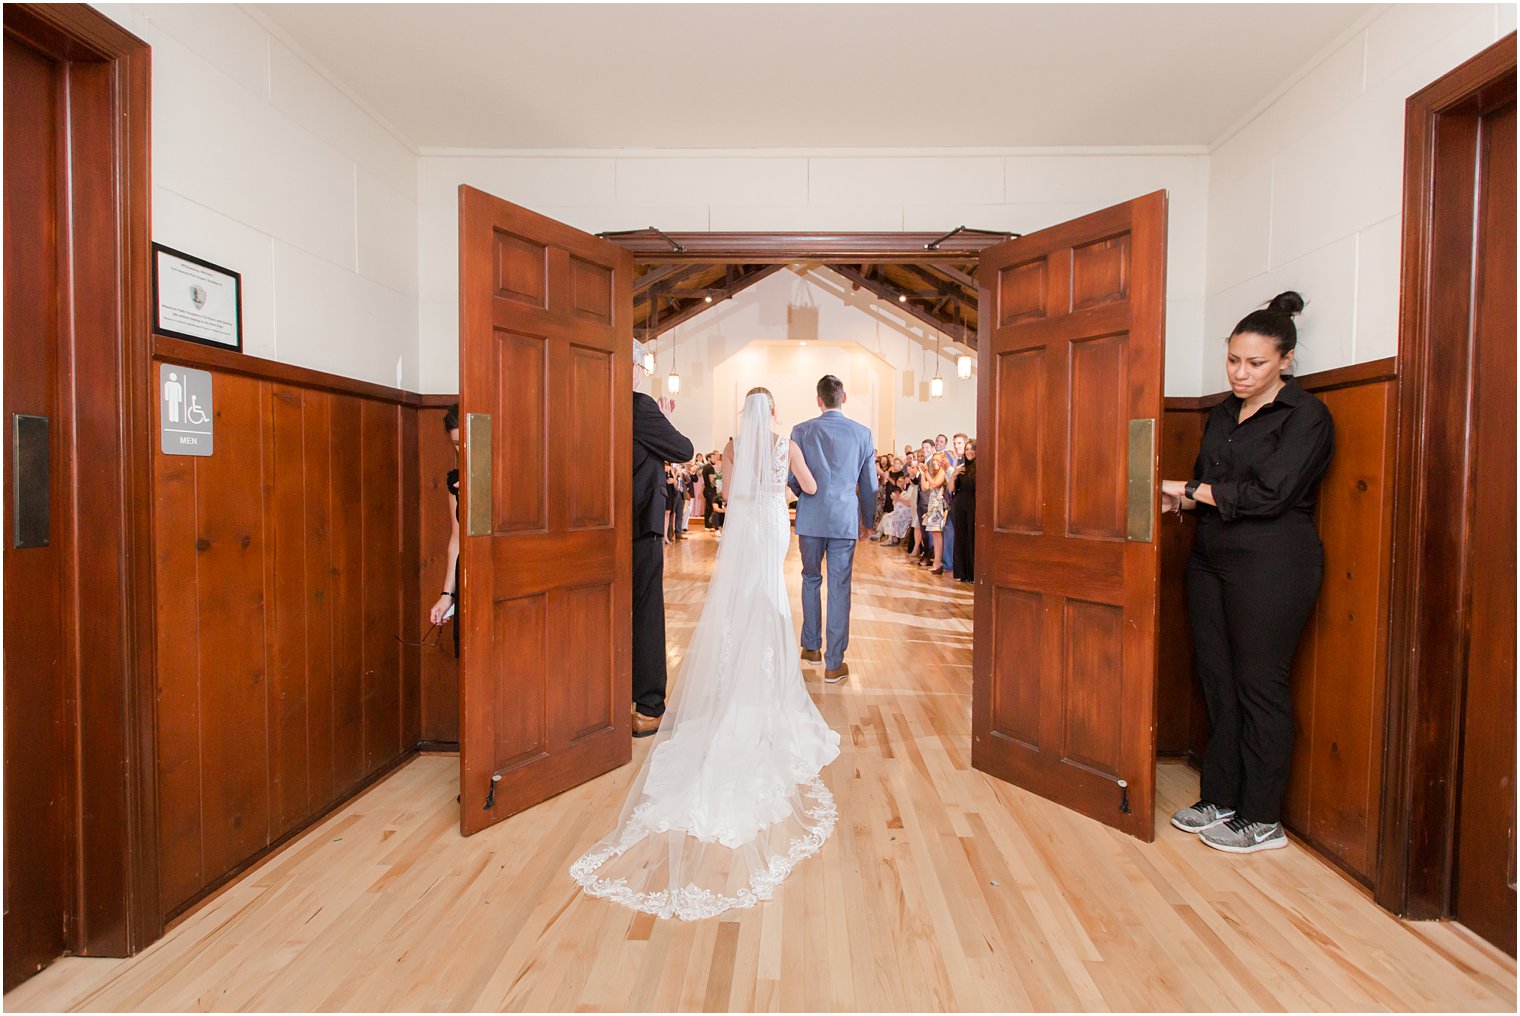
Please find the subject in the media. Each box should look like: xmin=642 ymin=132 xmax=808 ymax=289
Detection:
xmin=570 ymin=387 xmax=842 ymax=921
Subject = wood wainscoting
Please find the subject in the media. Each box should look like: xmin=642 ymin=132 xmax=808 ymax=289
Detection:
xmin=151 ymin=336 xmax=430 ymax=918
xmin=416 ymin=401 xmax=460 ymax=745
xmin=1158 ymin=358 xmax=1398 ymax=885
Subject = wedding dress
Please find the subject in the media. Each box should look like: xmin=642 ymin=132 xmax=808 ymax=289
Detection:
xmin=570 ymin=393 xmax=841 ymax=921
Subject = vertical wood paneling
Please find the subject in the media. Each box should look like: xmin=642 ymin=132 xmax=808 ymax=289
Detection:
xmin=153 ymin=368 xmax=424 ymax=917
xmin=303 ymin=391 xmax=336 ymax=811
xmin=417 ymin=406 xmax=460 ymax=743
xmin=1156 ymin=410 xmax=1204 ymax=756
xmin=360 ymin=399 xmax=402 ymax=770
xmin=399 ymin=409 xmax=422 ymax=749
xmin=152 ymin=452 xmax=203 ymax=914
xmin=267 ymin=386 xmax=310 ymax=836
xmin=328 ymin=395 xmax=366 ymax=791
xmin=193 ymin=373 xmax=271 ymax=878
xmin=1297 ymin=382 xmax=1395 ymax=877
xmin=1159 ymin=366 xmax=1397 ymax=884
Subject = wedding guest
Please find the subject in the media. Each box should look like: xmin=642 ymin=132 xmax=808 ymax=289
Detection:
xmin=878 ymin=459 xmax=914 ymax=544
xmin=701 ymin=452 xmax=720 ymax=528
xmin=1162 ymin=291 xmax=1333 ymax=854
xmin=921 ymin=451 xmax=950 ymax=574
xmin=427 ymin=404 xmax=462 ymax=657
xmin=942 ymin=433 xmax=968 ymax=568
xmin=905 ymin=459 xmax=927 ymax=559
xmin=689 ymin=457 xmax=706 ymax=524
xmin=872 ymin=455 xmax=890 ymax=531
xmin=950 ymin=439 xmax=976 ymax=582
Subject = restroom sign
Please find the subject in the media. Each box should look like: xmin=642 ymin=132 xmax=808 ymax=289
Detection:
xmin=159 ymin=364 xmax=214 ymax=456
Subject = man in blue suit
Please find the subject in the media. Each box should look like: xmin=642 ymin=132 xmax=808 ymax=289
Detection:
xmin=788 ymin=375 xmax=877 ymax=684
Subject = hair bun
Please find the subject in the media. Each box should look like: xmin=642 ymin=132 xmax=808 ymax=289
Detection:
xmin=1267 ymin=291 xmax=1305 ymax=316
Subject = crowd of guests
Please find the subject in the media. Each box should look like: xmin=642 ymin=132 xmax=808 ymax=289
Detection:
xmin=871 ymin=432 xmax=976 ymax=582
xmin=661 ymin=433 xmax=976 ymax=583
xmin=662 ymin=451 xmax=727 ymax=542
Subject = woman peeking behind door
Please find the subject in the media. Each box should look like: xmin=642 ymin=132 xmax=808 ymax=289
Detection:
xmin=429 ymin=404 xmax=462 ymax=657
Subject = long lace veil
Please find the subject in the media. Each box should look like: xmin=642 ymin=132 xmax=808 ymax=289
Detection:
xmin=571 ymin=393 xmax=840 ymax=920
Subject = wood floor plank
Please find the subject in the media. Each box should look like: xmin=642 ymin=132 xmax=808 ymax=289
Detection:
xmin=7 ymin=530 xmax=1514 ymax=1012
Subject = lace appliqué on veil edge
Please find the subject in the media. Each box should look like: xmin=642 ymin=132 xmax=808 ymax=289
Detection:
xmin=567 ymin=774 xmax=838 ymax=922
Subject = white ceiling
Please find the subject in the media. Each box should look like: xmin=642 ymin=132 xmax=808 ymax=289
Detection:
xmin=251 ymin=3 xmax=1374 ymax=152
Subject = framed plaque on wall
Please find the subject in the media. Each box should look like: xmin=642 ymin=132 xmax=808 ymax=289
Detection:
xmin=152 ymin=243 xmax=242 ymax=351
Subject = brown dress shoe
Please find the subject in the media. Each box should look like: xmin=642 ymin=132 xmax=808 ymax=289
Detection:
xmin=800 ymin=648 xmax=823 ymax=664
xmin=631 ymin=709 xmax=662 ymax=738
xmin=824 ymin=664 xmax=850 ymax=685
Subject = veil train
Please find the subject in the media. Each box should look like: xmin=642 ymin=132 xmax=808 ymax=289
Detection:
xmin=570 ymin=392 xmax=841 ymax=921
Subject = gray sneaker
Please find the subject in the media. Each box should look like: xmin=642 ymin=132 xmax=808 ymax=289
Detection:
xmin=1170 ymin=800 xmax=1236 ymax=833
xmin=1200 ymin=816 xmax=1288 ymax=853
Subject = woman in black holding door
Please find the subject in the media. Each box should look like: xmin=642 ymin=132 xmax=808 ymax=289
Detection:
xmin=1162 ymin=292 xmax=1333 ymax=854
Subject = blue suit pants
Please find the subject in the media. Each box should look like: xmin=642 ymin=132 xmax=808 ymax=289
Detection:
xmin=798 ymin=535 xmax=856 ymax=671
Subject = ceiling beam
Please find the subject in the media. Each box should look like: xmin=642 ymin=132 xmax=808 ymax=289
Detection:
xmin=633 ymin=263 xmax=685 ymax=294
xmin=920 ymin=262 xmax=980 ymax=291
xmin=603 ymin=231 xmax=1009 ymax=264
xmin=641 ymin=264 xmax=786 ymax=338
xmin=830 ymin=264 xmax=974 ymax=348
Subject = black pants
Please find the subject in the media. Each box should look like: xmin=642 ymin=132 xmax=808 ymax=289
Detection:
xmin=632 ymin=534 xmax=668 ymax=717
xmin=951 ymin=504 xmax=974 ymax=580
xmin=703 ymin=496 xmax=716 ymax=528
xmin=1187 ymin=513 xmax=1322 ymax=823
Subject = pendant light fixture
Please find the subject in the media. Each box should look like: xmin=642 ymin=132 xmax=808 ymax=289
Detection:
xmin=955 ymin=297 xmax=973 ymax=380
xmin=667 ymin=330 xmax=681 ymax=395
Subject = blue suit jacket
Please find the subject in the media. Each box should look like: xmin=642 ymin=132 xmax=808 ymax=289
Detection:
xmin=788 ymin=410 xmax=877 ymax=539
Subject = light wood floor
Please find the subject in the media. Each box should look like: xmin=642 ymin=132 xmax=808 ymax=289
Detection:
xmin=8 ymin=531 xmax=1515 ymax=1012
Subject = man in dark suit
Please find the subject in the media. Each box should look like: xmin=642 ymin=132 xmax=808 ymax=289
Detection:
xmin=632 ymin=342 xmax=694 ymax=737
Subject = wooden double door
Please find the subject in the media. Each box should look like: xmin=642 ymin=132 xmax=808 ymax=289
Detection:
xmin=455 ymin=188 xmax=1170 ymax=843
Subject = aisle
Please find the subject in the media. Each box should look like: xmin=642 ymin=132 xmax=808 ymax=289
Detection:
xmin=7 ymin=531 xmax=1514 ymax=1012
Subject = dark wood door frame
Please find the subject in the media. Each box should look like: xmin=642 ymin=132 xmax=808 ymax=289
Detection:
xmin=2 ymin=2 xmax=160 ymax=965
xmin=1376 ymin=33 xmax=1516 ymax=922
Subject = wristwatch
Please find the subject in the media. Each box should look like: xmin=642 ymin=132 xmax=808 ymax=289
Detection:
xmin=1184 ymin=480 xmax=1200 ymax=501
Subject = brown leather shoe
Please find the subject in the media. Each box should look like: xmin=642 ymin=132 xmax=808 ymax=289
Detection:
xmin=800 ymin=648 xmax=822 ymax=664
xmin=824 ymin=664 xmax=850 ymax=685
xmin=631 ymin=709 xmax=662 ymax=738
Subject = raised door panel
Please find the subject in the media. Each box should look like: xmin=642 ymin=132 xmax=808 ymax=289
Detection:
xmin=993 ymin=349 xmax=1044 ymax=534
xmin=1067 ymin=333 xmax=1128 ymax=539
xmin=493 ymin=329 xmax=548 ymax=534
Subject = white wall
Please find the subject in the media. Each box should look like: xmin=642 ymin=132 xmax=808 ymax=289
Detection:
xmin=92 ymin=4 xmax=1510 ymax=399
xmin=703 ymin=341 xmax=894 ymax=457
xmin=92 ymin=4 xmax=421 ymax=389
xmin=645 ymin=268 xmax=975 ymax=453
xmin=1203 ymin=3 xmax=1512 ymax=391
xmin=415 ymin=149 xmax=1211 ymax=395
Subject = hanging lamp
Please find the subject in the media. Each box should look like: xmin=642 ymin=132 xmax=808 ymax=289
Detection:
xmin=955 ymin=297 xmax=973 ymax=380
xmin=667 ymin=331 xmax=681 ymax=395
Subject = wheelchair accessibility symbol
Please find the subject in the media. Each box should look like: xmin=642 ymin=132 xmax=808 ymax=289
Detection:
xmin=160 ymin=364 xmax=214 ymax=457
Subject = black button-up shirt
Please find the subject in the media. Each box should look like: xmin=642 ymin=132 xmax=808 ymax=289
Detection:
xmin=1192 ymin=378 xmax=1334 ymax=522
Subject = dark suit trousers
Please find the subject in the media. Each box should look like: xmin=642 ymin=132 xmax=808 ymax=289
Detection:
xmin=632 ymin=534 xmax=668 ymax=717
